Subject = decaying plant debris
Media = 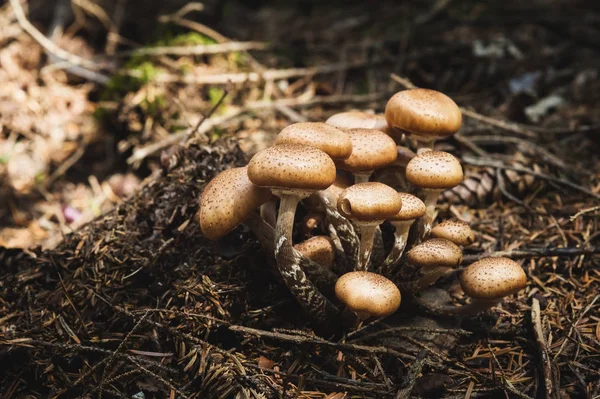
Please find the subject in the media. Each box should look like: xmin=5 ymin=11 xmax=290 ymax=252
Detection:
xmin=1 ymin=0 xmax=600 ymax=398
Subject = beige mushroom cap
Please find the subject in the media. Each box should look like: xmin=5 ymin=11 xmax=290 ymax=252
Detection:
xmin=405 ymin=151 xmax=463 ymax=189
xmin=199 ymin=167 xmax=272 ymax=240
xmin=388 ymin=193 xmax=426 ymax=221
xmin=338 ymin=182 xmax=402 ymax=222
xmin=247 ymin=143 xmax=336 ymax=192
xmin=276 ymin=122 xmax=352 ymax=160
xmin=326 ymin=111 xmax=388 ymax=132
xmin=335 ymin=271 xmax=401 ymax=318
xmin=460 ymin=257 xmax=527 ymax=300
xmin=431 ymin=219 xmax=475 ymax=246
xmin=407 ymin=238 xmax=463 ymax=269
xmin=385 ymin=89 xmax=462 ymax=141
xmin=335 ymin=128 xmax=398 ymax=173
xmin=294 ymin=236 xmax=335 ymax=268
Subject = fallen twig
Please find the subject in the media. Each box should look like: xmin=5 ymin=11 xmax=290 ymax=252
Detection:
xmin=531 ymin=298 xmax=559 ymax=399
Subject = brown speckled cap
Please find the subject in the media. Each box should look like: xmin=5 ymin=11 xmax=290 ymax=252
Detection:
xmin=335 ymin=128 xmax=398 ymax=173
xmin=326 ymin=111 xmax=388 ymax=132
xmin=294 ymin=236 xmax=335 ymax=268
xmin=276 ymin=122 xmax=352 ymax=160
xmin=431 ymin=219 xmax=475 ymax=246
xmin=388 ymin=193 xmax=426 ymax=221
xmin=335 ymin=271 xmax=401 ymax=318
xmin=405 ymin=151 xmax=463 ymax=189
xmin=247 ymin=143 xmax=336 ymax=193
xmin=460 ymin=257 xmax=527 ymax=299
xmin=338 ymin=182 xmax=402 ymax=222
xmin=385 ymin=89 xmax=462 ymax=141
xmin=199 ymin=167 xmax=272 ymax=240
xmin=407 ymin=238 xmax=463 ymax=269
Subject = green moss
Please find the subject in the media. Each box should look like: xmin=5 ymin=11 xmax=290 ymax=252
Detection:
xmin=156 ymin=31 xmax=217 ymax=46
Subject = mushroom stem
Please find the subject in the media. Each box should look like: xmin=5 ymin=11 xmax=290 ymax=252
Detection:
xmin=419 ymin=189 xmax=442 ymax=238
xmin=274 ymin=193 xmax=341 ymax=331
xmin=416 ymin=266 xmax=451 ymax=290
xmin=260 ymin=199 xmax=277 ymax=227
xmin=381 ymin=220 xmax=413 ymax=273
xmin=354 ymin=172 xmax=372 ymax=184
xmin=356 ymin=222 xmax=378 ymax=271
xmin=416 ymin=140 xmax=435 ymax=153
xmin=415 ymin=295 xmax=500 ymax=316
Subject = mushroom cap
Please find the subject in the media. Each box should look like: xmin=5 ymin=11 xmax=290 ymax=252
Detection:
xmin=335 ymin=271 xmax=401 ymax=318
xmin=405 ymin=151 xmax=463 ymax=189
xmin=407 ymin=238 xmax=463 ymax=269
xmin=326 ymin=111 xmax=388 ymax=132
xmin=335 ymin=128 xmax=398 ymax=173
xmin=385 ymin=89 xmax=462 ymax=141
xmin=294 ymin=236 xmax=335 ymax=268
xmin=276 ymin=122 xmax=352 ymax=160
xmin=388 ymin=192 xmax=426 ymax=221
xmin=460 ymin=257 xmax=527 ymax=300
xmin=247 ymin=143 xmax=336 ymax=193
xmin=337 ymin=182 xmax=402 ymax=222
xmin=431 ymin=219 xmax=475 ymax=246
xmin=199 ymin=167 xmax=272 ymax=240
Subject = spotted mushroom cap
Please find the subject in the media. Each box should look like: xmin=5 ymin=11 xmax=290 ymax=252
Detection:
xmin=275 ymin=122 xmax=352 ymax=160
xmin=388 ymin=193 xmax=426 ymax=221
xmin=405 ymin=151 xmax=463 ymax=190
xmin=199 ymin=166 xmax=272 ymax=240
xmin=335 ymin=128 xmax=398 ymax=173
xmin=337 ymin=182 xmax=402 ymax=222
xmin=326 ymin=111 xmax=388 ymax=132
xmin=335 ymin=271 xmax=401 ymax=318
xmin=460 ymin=257 xmax=527 ymax=300
xmin=247 ymin=143 xmax=336 ymax=193
xmin=385 ymin=88 xmax=462 ymax=141
xmin=407 ymin=238 xmax=463 ymax=269
xmin=294 ymin=236 xmax=335 ymax=268
xmin=431 ymin=219 xmax=475 ymax=246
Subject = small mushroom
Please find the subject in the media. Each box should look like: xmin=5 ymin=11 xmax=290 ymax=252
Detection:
xmin=276 ymin=122 xmax=352 ymax=160
xmin=338 ymin=182 xmax=402 ymax=270
xmin=335 ymin=271 xmax=401 ymax=320
xmin=405 ymin=151 xmax=463 ymax=236
xmin=326 ymin=111 xmax=388 ymax=132
xmin=385 ymin=88 xmax=462 ymax=151
xmin=335 ymin=128 xmax=398 ymax=183
xmin=247 ymin=143 xmax=339 ymax=327
xmin=455 ymin=257 xmax=527 ymax=314
xmin=198 ymin=166 xmax=272 ymax=240
xmin=431 ymin=219 xmax=475 ymax=246
xmin=406 ymin=238 xmax=463 ymax=290
xmin=381 ymin=193 xmax=426 ymax=272
xmin=294 ymin=236 xmax=335 ymax=269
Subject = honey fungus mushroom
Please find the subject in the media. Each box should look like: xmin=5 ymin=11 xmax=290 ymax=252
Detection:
xmin=326 ymin=111 xmax=388 ymax=132
xmin=337 ymin=182 xmax=402 ymax=271
xmin=405 ymin=151 xmax=463 ymax=236
xmin=247 ymin=143 xmax=340 ymax=327
xmin=198 ymin=166 xmax=272 ymax=240
xmin=275 ymin=122 xmax=352 ymax=161
xmin=407 ymin=238 xmax=463 ymax=290
xmin=294 ymin=236 xmax=335 ymax=269
xmin=431 ymin=219 xmax=475 ymax=246
xmin=335 ymin=271 xmax=401 ymax=320
xmin=385 ymin=88 xmax=462 ymax=150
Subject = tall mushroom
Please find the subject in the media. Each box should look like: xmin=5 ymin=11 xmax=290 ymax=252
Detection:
xmin=430 ymin=219 xmax=475 ymax=246
xmin=247 ymin=143 xmax=340 ymax=328
xmin=385 ymin=88 xmax=462 ymax=151
xmin=417 ymin=257 xmax=527 ymax=316
xmin=406 ymin=238 xmax=463 ymax=290
xmin=405 ymin=151 xmax=463 ymax=236
xmin=335 ymin=128 xmax=397 ymax=183
xmin=335 ymin=271 xmax=401 ymax=320
xmin=381 ymin=193 xmax=426 ymax=273
xmin=337 ymin=182 xmax=402 ymax=271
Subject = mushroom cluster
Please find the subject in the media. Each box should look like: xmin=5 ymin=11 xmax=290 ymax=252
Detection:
xmin=197 ymin=89 xmax=528 ymax=333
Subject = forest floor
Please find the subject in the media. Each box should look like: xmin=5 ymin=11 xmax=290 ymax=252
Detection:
xmin=0 ymin=0 xmax=599 ymax=398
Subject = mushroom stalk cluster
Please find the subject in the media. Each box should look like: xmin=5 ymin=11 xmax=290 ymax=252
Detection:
xmin=197 ymin=90 xmax=528 ymax=334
